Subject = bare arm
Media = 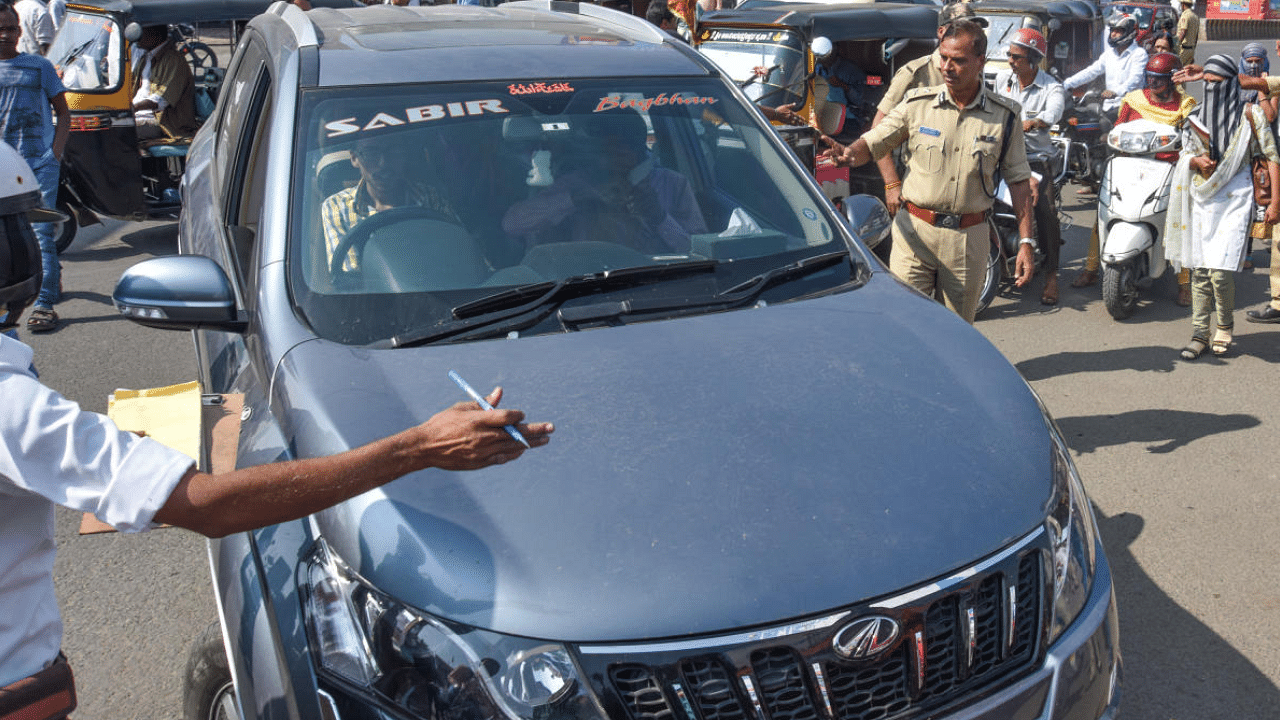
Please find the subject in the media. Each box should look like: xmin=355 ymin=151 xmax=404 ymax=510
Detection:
xmin=1008 ymin=178 xmax=1036 ymax=287
xmin=50 ymin=92 xmax=69 ymax=161
xmin=153 ymin=388 xmax=553 ymax=537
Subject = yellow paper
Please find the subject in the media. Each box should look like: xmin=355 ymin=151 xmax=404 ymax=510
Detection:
xmin=107 ymin=380 xmax=202 ymax=462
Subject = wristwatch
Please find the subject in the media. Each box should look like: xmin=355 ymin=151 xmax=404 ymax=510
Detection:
xmin=1019 ymin=237 xmax=1037 ymax=247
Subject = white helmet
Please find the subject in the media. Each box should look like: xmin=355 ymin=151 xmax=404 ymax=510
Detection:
xmin=0 ymin=141 xmax=60 ymax=327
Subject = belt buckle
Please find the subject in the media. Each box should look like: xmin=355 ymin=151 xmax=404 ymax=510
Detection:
xmin=935 ymin=212 xmax=961 ymax=229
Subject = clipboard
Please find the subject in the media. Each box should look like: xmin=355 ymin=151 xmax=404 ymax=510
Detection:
xmin=79 ymin=389 xmax=244 ymax=535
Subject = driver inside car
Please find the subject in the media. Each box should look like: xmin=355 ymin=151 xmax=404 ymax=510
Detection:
xmin=501 ymin=109 xmax=707 ymax=256
xmin=322 ymin=131 xmax=461 ymax=271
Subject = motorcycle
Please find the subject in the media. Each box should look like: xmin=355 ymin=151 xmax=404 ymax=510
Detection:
xmin=1050 ymin=90 xmax=1108 ymax=193
xmin=1096 ymin=117 xmax=1180 ymax=319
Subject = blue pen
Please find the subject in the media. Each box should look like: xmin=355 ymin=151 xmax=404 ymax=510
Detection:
xmin=448 ymin=370 xmax=531 ymax=448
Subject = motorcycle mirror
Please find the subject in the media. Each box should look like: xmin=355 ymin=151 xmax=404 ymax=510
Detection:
xmin=124 ymin=22 xmax=142 ymax=42
xmin=812 ymin=36 xmax=833 ymax=59
xmin=1048 ymin=18 xmax=1062 ymax=31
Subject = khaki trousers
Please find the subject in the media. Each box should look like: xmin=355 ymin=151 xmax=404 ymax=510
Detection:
xmin=890 ymin=209 xmax=988 ymax=323
xmin=1270 ymin=240 xmax=1280 ymax=311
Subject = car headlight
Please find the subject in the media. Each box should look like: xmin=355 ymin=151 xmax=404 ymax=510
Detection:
xmin=300 ymin=539 xmax=605 ymax=720
xmin=1044 ymin=429 xmax=1099 ymax=646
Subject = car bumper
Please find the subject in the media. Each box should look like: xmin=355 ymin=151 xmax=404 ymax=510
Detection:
xmin=942 ymin=536 xmax=1121 ymax=720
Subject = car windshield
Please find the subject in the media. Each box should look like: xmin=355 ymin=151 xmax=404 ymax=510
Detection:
xmin=48 ymin=11 xmax=124 ymax=92
xmin=698 ymin=29 xmax=808 ymax=109
xmin=981 ymin=14 xmax=1033 ymax=62
xmin=290 ymin=77 xmax=856 ymax=346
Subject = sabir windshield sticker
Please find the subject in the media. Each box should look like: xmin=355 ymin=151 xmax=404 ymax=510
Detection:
xmin=325 ymin=99 xmax=510 ymax=138
xmin=595 ymin=93 xmax=718 ymax=113
xmin=508 ymin=82 xmax=574 ymax=95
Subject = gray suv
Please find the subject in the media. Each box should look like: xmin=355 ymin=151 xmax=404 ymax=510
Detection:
xmin=112 ymin=3 xmax=1121 ymax=720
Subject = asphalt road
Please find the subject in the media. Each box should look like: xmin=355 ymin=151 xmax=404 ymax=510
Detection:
xmin=24 ymin=36 xmax=1279 ymax=720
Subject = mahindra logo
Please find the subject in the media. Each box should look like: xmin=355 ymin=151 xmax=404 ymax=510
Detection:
xmin=832 ymin=616 xmax=900 ymax=660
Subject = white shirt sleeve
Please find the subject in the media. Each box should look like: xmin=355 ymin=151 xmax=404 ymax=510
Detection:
xmin=0 ymin=341 xmax=194 ymax=533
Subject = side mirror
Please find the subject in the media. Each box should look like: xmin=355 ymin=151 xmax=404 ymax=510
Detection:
xmin=124 ymin=22 xmax=142 ymax=42
xmin=113 ymin=255 xmax=247 ymax=332
xmin=812 ymin=36 xmax=833 ymax=60
xmin=843 ymin=194 xmax=892 ymax=250
xmin=1048 ymin=18 xmax=1062 ymax=32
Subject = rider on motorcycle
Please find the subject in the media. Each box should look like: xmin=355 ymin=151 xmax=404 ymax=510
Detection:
xmin=1073 ymin=52 xmax=1197 ymax=299
xmin=995 ymin=28 xmax=1067 ymax=305
xmin=1064 ymin=13 xmax=1148 ymax=117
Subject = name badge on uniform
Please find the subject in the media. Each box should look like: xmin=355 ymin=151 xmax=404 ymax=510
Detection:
xmin=976 ymin=134 xmax=998 ymax=144
xmin=920 ymin=126 xmax=941 ymax=137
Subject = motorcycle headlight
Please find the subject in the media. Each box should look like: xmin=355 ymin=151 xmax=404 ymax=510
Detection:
xmin=1044 ymin=429 xmax=1100 ymax=646
xmin=1108 ymin=129 xmax=1156 ymax=154
xmin=300 ymin=540 xmax=604 ymax=720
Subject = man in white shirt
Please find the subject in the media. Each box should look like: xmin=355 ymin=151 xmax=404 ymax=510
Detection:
xmin=0 ymin=143 xmax=553 ymax=717
xmin=13 ymin=0 xmax=53 ymax=56
xmin=1064 ymin=13 xmax=1148 ymax=116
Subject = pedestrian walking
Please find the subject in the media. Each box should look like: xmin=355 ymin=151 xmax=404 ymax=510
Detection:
xmin=0 ymin=3 xmax=68 ymax=332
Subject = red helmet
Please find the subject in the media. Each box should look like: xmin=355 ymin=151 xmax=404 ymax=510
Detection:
xmin=1145 ymin=51 xmax=1181 ymax=78
xmin=1010 ymin=28 xmax=1047 ymax=60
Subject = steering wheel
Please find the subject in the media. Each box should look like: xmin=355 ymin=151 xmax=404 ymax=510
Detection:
xmin=329 ymin=206 xmax=465 ymax=277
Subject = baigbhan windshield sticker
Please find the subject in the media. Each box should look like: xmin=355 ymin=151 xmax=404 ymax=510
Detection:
xmin=594 ymin=93 xmax=718 ymax=113
xmin=324 ymin=99 xmax=510 ymax=138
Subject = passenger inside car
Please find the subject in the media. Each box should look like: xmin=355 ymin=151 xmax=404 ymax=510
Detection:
xmin=501 ymin=110 xmax=707 ymax=256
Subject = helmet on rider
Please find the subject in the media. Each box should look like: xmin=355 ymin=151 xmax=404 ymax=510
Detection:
xmin=1144 ymin=51 xmax=1180 ymax=85
xmin=1009 ymin=28 xmax=1047 ymax=62
xmin=0 ymin=141 xmax=56 ymax=330
xmin=1107 ymin=14 xmax=1138 ymax=50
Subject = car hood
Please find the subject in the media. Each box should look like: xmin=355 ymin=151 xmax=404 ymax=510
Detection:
xmin=282 ymin=277 xmax=1052 ymax=642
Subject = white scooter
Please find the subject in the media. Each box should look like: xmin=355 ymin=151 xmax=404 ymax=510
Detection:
xmin=1097 ymin=118 xmax=1181 ymax=320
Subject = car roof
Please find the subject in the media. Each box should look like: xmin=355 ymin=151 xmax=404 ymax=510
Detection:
xmin=267 ymin=1 xmax=713 ymax=87
xmin=65 ymin=0 xmax=359 ymax=25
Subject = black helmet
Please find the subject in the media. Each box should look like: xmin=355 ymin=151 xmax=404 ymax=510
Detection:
xmin=0 ymin=142 xmax=53 ymax=328
xmin=1107 ymin=14 xmax=1137 ymax=50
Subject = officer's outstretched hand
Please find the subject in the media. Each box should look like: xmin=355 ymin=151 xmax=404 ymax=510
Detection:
xmin=1014 ymin=242 xmax=1035 ymax=288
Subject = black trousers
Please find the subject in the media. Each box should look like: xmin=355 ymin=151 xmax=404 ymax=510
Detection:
xmin=1029 ymin=159 xmax=1061 ymax=273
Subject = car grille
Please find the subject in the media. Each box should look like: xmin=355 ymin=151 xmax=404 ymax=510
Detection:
xmin=579 ymin=528 xmax=1047 ymax=720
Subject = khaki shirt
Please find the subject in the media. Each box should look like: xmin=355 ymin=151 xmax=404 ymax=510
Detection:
xmin=876 ymin=51 xmax=943 ymax=117
xmin=1177 ymin=8 xmax=1199 ymax=49
xmin=862 ymin=85 xmax=1032 ymax=215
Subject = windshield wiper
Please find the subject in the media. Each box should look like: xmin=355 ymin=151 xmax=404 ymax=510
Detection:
xmin=381 ymin=259 xmax=718 ymax=348
xmin=555 ymin=251 xmax=852 ymax=326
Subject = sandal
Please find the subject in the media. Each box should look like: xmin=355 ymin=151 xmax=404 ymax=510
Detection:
xmin=25 ymin=308 xmax=58 ymax=333
xmin=1211 ymin=327 xmax=1233 ymax=356
xmin=1180 ymin=338 xmax=1208 ymax=360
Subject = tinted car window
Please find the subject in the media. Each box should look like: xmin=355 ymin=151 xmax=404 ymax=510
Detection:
xmin=290 ymin=77 xmax=855 ymax=345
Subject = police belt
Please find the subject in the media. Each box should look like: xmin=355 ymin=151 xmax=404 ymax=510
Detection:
xmin=0 ymin=654 xmax=76 ymax=720
xmin=904 ymin=201 xmax=988 ymax=230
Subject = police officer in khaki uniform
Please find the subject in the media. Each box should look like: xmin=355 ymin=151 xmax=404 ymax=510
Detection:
xmin=871 ymin=2 xmax=987 ymax=217
xmin=822 ymin=18 xmax=1036 ymax=323
xmin=1176 ymin=0 xmax=1198 ymax=68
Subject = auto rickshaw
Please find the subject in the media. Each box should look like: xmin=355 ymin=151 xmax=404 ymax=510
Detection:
xmin=973 ymin=0 xmax=1105 ymax=86
xmin=695 ymin=1 xmax=940 ymax=206
xmin=45 ymin=0 xmax=358 ymax=251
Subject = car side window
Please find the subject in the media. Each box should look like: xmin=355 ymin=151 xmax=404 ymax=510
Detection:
xmin=217 ymin=43 xmax=273 ymax=289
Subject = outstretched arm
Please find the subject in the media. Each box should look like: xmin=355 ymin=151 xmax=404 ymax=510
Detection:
xmin=154 ymin=388 xmax=553 ymax=537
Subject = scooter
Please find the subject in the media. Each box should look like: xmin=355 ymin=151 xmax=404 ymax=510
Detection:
xmin=1096 ymin=118 xmax=1180 ymax=320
